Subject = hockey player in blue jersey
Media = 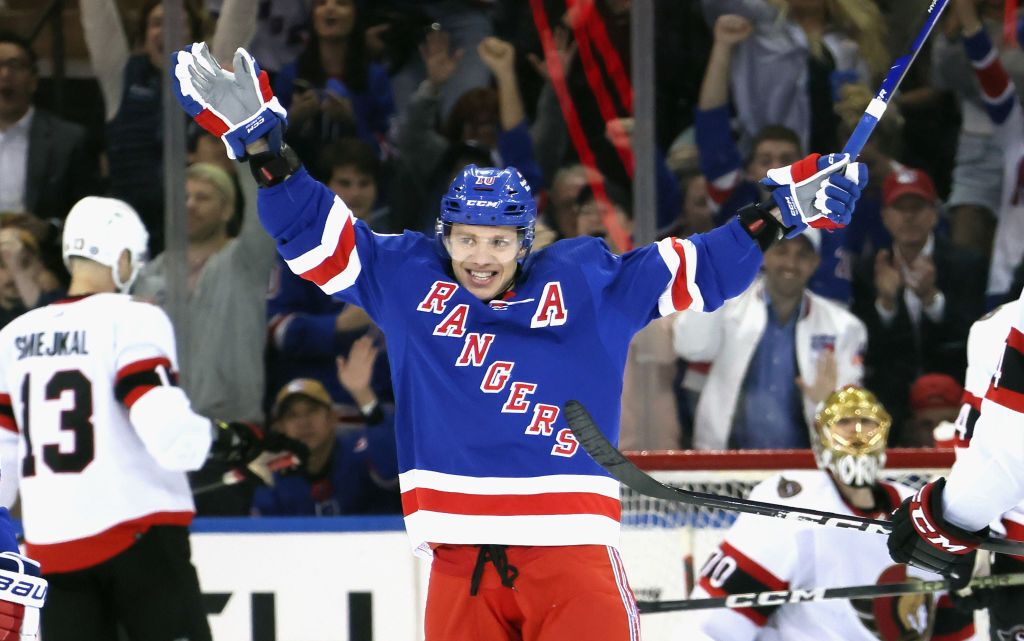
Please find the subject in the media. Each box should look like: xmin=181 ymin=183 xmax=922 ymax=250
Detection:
xmin=171 ymin=42 xmax=868 ymax=640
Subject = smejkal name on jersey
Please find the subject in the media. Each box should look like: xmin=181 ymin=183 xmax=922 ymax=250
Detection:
xmin=15 ymin=330 xmax=89 ymax=360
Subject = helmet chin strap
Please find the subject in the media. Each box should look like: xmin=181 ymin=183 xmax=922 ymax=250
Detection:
xmin=112 ymin=263 xmax=140 ymax=293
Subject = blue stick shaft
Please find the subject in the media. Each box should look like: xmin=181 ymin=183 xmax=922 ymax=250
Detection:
xmin=842 ymin=0 xmax=950 ymax=159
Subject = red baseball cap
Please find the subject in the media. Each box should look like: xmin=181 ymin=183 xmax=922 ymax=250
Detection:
xmin=882 ymin=167 xmax=938 ymax=206
xmin=909 ymin=373 xmax=964 ymax=412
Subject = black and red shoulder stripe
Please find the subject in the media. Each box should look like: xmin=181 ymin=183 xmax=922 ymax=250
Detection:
xmin=986 ymin=328 xmax=1024 ymax=413
xmin=115 ymin=357 xmax=177 ymax=409
xmin=0 ymin=393 xmax=14 ymax=433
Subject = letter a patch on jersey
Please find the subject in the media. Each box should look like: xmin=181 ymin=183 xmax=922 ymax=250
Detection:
xmin=531 ymin=282 xmax=568 ymax=328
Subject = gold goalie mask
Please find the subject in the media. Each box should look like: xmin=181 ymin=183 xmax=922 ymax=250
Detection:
xmin=814 ymin=386 xmax=892 ymax=487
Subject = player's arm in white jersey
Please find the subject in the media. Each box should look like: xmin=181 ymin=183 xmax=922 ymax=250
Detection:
xmin=114 ymin=301 xmax=305 ymax=472
xmin=115 ymin=302 xmax=214 ymax=470
xmin=889 ymin=294 xmax=1024 ymax=576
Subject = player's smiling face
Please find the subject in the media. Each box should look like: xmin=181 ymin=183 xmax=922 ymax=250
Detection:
xmin=446 ymin=223 xmax=523 ymax=301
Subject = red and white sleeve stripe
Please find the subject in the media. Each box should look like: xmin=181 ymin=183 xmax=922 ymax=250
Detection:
xmin=705 ymin=169 xmax=742 ymax=212
xmin=654 ymin=237 xmax=704 ymax=315
xmin=284 ymin=198 xmax=362 ymax=295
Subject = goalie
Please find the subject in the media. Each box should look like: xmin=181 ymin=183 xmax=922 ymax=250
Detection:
xmin=686 ymin=386 xmax=974 ymax=641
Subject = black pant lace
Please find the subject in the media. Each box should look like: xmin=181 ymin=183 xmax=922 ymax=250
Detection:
xmin=469 ymin=544 xmax=520 ymax=596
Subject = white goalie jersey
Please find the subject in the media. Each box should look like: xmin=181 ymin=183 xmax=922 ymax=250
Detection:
xmin=0 ymin=294 xmax=213 ymax=574
xmin=683 ymin=471 xmax=974 ymax=641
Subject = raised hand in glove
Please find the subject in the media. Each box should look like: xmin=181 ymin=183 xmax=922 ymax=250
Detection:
xmin=887 ymin=478 xmax=986 ymax=588
xmin=170 ymin=42 xmax=287 ymax=159
xmin=0 ymin=551 xmax=46 ymax=641
xmin=762 ymin=153 xmax=867 ymax=237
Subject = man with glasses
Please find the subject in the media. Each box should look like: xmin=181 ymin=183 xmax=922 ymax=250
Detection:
xmin=0 ymin=32 xmax=97 ymax=222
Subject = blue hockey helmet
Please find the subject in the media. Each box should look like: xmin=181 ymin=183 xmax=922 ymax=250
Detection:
xmin=436 ymin=165 xmax=537 ymax=260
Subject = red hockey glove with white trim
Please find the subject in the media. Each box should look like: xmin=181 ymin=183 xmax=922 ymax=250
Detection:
xmin=888 ymin=478 xmax=985 ymax=585
xmin=761 ymin=153 xmax=867 ymax=238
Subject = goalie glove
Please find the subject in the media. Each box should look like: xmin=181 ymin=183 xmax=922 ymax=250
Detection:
xmin=761 ymin=153 xmax=867 ymax=238
xmin=170 ymin=42 xmax=287 ymax=160
xmin=0 ymin=551 xmax=46 ymax=641
xmin=209 ymin=420 xmax=309 ymax=470
xmin=887 ymin=478 xmax=985 ymax=587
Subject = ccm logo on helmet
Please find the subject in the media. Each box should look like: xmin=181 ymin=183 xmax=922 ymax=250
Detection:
xmin=467 ymin=200 xmax=501 ymax=208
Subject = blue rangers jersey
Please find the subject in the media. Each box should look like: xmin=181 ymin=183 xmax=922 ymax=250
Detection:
xmin=258 ymin=169 xmax=763 ymax=556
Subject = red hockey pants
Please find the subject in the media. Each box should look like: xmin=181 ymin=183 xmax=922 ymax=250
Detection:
xmin=424 ymin=544 xmax=640 ymax=641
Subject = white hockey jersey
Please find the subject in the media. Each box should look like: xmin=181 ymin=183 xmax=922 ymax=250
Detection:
xmin=0 ymin=294 xmax=212 ymax=573
xmin=945 ymin=293 xmax=1024 ymax=534
xmin=683 ymin=471 xmax=973 ymax=641
xmin=953 ymin=300 xmax=1024 ymax=545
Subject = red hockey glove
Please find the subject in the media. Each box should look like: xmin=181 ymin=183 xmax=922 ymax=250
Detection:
xmin=888 ymin=478 xmax=985 ymax=585
xmin=0 ymin=552 xmax=46 ymax=640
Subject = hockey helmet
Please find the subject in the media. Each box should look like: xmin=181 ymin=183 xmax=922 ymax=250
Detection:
xmin=63 ymin=196 xmax=149 ymax=293
xmin=436 ymin=165 xmax=537 ymax=260
xmin=813 ymin=385 xmax=892 ymax=487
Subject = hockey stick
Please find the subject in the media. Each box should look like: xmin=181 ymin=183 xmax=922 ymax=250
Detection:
xmin=637 ymin=572 xmax=1024 ymax=614
xmin=192 ymin=451 xmax=302 ymax=495
xmin=842 ymin=0 xmax=949 ymax=159
xmin=562 ymin=400 xmax=1024 ymax=556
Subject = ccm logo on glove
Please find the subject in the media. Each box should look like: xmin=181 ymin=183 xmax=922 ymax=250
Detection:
xmin=910 ymin=502 xmax=971 ymax=553
xmin=245 ymin=115 xmax=266 ymax=134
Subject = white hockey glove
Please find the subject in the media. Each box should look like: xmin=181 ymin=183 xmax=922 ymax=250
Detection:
xmin=761 ymin=153 xmax=867 ymax=237
xmin=0 ymin=551 xmax=46 ymax=641
xmin=170 ymin=42 xmax=287 ymax=160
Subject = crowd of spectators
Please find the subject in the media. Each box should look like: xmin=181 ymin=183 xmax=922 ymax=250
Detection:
xmin=1 ymin=0 xmax=1021 ymax=516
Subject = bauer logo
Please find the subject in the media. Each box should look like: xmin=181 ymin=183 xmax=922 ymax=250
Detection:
xmin=245 ymin=115 xmax=265 ymax=134
xmin=0 ymin=574 xmax=47 ymax=605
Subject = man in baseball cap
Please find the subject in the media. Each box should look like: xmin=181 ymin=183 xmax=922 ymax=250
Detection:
xmin=905 ymin=373 xmax=964 ymax=447
xmin=882 ymin=167 xmax=938 ymax=208
xmin=272 ymin=378 xmax=334 ymax=420
xmin=253 ymin=377 xmax=400 ymax=516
